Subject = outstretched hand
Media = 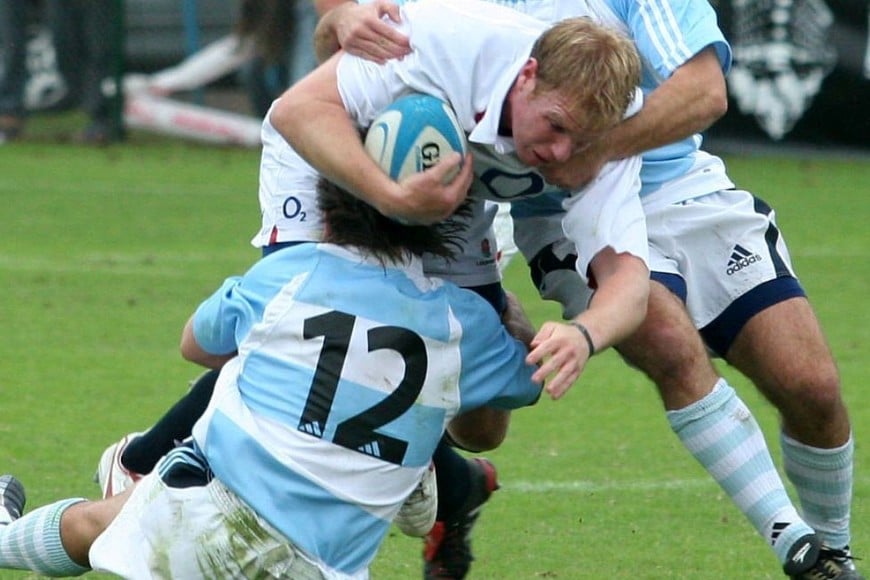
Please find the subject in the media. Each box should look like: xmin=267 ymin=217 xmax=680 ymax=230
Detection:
xmin=526 ymin=321 xmax=593 ymax=399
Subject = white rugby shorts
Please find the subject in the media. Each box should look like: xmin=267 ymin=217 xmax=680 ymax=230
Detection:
xmin=89 ymin=472 xmax=331 ymax=580
xmin=514 ymin=188 xmax=800 ymax=329
xmin=645 ymin=188 xmax=799 ymax=328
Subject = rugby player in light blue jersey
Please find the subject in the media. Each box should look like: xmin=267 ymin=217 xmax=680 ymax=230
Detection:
xmin=321 ymin=0 xmax=862 ymax=578
xmin=0 ymin=178 xmax=542 ymax=579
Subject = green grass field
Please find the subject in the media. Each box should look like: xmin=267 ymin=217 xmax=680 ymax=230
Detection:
xmin=0 ymin=119 xmax=867 ymax=578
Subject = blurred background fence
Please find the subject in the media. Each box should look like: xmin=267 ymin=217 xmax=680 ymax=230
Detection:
xmin=3 ymin=0 xmax=868 ymax=150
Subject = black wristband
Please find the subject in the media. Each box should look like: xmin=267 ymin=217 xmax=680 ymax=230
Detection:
xmin=570 ymin=322 xmax=596 ymax=356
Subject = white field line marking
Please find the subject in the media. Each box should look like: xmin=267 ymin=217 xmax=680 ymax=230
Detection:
xmin=502 ymin=474 xmax=870 ymax=494
xmin=503 ymin=478 xmax=713 ymax=494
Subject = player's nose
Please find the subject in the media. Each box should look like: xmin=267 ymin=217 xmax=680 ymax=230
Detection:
xmin=550 ymin=136 xmax=573 ymax=163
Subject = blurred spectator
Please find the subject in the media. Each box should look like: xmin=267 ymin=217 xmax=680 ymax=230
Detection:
xmin=128 ymin=0 xmax=317 ymax=118
xmin=0 ymin=0 xmax=32 ymax=142
xmin=45 ymin=0 xmax=125 ymax=144
xmin=235 ymin=0 xmax=298 ymax=116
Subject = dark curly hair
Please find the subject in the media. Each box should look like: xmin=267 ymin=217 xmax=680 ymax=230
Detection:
xmin=316 ymin=178 xmax=471 ymax=265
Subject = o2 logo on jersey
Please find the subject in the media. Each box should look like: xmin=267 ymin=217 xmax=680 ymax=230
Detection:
xmin=282 ymin=196 xmax=307 ymax=221
xmin=419 ymin=142 xmax=442 ymax=171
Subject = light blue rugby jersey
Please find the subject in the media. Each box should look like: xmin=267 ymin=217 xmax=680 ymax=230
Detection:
xmin=387 ymin=0 xmax=731 ymax=198
xmin=191 ymin=243 xmax=539 ymax=575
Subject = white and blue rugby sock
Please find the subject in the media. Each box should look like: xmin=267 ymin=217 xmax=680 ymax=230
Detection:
xmin=0 ymin=498 xmax=90 ymax=576
xmin=782 ymin=431 xmax=853 ymax=550
xmin=667 ymin=379 xmax=815 ymax=564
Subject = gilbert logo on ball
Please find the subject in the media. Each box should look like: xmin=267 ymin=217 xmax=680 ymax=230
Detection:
xmin=365 ymin=93 xmax=467 ymax=183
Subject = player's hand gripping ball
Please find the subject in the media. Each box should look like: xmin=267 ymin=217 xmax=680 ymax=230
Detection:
xmin=364 ymin=93 xmax=467 ymax=184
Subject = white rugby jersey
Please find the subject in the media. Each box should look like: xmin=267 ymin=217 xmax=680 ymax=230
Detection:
xmin=251 ymin=115 xmax=324 ymax=248
xmin=475 ymin=0 xmax=735 ymax=203
xmin=190 ymin=243 xmax=540 ymax=577
xmin=255 ymin=0 xmax=648 ymax=286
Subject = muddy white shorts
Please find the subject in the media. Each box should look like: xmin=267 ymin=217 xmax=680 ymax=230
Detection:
xmin=89 ymin=470 xmax=331 ymax=579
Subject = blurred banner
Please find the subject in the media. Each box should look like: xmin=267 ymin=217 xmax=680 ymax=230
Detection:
xmin=709 ymin=0 xmax=869 ymax=149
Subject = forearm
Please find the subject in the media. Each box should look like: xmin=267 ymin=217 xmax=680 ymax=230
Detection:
xmin=273 ymin=101 xmax=396 ymax=213
xmin=597 ymin=47 xmax=728 ymax=161
xmin=525 ymin=249 xmax=648 ymax=399
xmin=573 ymin=251 xmax=649 ymax=353
xmin=270 ymin=57 xmax=399 ymax=214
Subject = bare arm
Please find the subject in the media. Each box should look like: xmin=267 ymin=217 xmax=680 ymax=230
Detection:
xmin=577 ymin=249 xmax=649 ymax=352
xmin=601 ymin=47 xmax=727 ymax=159
xmin=270 ymin=54 xmax=472 ymax=223
xmin=544 ymin=47 xmax=728 ymax=189
xmin=180 ymin=316 xmax=235 ymax=370
xmin=526 ymin=248 xmax=649 ymax=399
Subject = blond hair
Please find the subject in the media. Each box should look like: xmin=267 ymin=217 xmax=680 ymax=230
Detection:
xmin=531 ymin=18 xmax=641 ymax=134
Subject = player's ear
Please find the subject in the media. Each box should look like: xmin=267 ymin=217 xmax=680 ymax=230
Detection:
xmin=516 ymin=58 xmax=539 ymax=91
xmin=520 ymin=56 xmax=538 ymax=78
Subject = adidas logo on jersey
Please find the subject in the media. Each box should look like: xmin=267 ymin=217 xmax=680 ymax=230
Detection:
xmin=726 ymin=244 xmax=763 ymax=275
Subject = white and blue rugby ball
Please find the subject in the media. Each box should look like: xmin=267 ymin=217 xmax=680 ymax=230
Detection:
xmin=364 ymin=93 xmax=467 ymax=183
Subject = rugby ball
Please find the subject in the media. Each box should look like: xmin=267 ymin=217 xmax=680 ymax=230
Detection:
xmin=364 ymin=93 xmax=467 ymax=183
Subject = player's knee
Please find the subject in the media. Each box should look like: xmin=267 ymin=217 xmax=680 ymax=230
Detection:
xmin=60 ymin=500 xmax=110 ymax=566
xmin=618 ymin=314 xmax=707 ymax=384
xmin=779 ymin=359 xmax=842 ymax=415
